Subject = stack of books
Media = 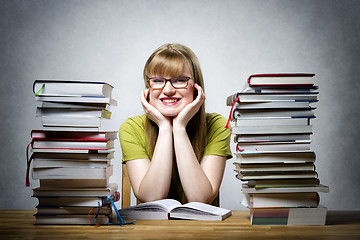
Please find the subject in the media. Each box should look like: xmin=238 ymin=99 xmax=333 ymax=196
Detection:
xmin=226 ymin=73 xmax=329 ymax=225
xmin=28 ymin=80 xmax=118 ymax=225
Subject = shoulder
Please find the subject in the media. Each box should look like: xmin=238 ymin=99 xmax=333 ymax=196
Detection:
xmin=206 ymin=112 xmax=228 ymax=128
xmin=120 ymin=115 xmax=146 ymax=131
xmin=119 ymin=115 xmax=147 ymax=139
xmin=205 ymin=112 xmax=231 ymax=140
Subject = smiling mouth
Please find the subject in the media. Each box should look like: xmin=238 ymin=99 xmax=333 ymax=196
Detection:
xmin=162 ymin=99 xmax=179 ymax=103
xmin=161 ymin=98 xmax=180 ymax=104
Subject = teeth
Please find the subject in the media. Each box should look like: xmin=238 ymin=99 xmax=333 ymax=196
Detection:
xmin=163 ymin=99 xmax=178 ymax=103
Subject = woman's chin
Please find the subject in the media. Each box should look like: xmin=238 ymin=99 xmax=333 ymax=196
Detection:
xmin=160 ymin=109 xmax=180 ymax=117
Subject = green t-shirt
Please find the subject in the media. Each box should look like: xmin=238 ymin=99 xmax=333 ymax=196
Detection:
xmin=119 ymin=113 xmax=232 ymax=206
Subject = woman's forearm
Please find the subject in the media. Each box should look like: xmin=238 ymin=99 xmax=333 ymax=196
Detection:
xmin=135 ymin=124 xmax=173 ymax=202
xmin=172 ymin=127 xmax=217 ymax=204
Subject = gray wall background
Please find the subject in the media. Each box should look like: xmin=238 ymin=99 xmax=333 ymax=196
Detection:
xmin=1 ymin=0 xmax=359 ymax=210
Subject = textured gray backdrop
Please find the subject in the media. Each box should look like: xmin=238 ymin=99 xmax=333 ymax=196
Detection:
xmin=1 ymin=0 xmax=359 ymax=210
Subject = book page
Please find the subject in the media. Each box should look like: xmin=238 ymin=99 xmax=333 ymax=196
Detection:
xmin=123 ymin=199 xmax=181 ymax=212
xmin=177 ymin=202 xmax=230 ymax=216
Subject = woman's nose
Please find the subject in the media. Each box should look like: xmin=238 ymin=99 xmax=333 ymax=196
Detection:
xmin=162 ymin=81 xmax=176 ymax=95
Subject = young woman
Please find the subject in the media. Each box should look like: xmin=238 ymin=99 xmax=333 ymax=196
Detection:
xmin=119 ymin=43 xmax=232 ymax=206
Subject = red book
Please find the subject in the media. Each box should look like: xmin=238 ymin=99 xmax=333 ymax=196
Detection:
xmin=247 ymin=73 xmax=315 ymax=86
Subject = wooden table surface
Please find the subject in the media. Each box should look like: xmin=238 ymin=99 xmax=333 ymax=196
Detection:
xmin=1 ymin=210 xmax=360 ymax=240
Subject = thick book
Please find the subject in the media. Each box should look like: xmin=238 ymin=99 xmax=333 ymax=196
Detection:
xmin=250 ymin=206 xmax=327 ymax=225
xmin=31 ymin=139 xmax=115 ymax=150
xmin=34 ymin=214 xmax=111 ymax=225
xmin=245 ymin=179 xmax=320 ymax=188
xmin=241 ymin=192 xmax=319 ymax=208
xmin=33 ymin=79 xmax=114 ymax=98
xmin=119 ymin=199 xmax=232 ymax=221
xmin=234 ymin=152 xmax=316 ymax=164
xmin=31 ymin=130 xmax=117 ymax=140
xmin=40 ymin=116 xmax=104 ymax=128
xmin=247 ymin=73 xmax=315 ymax=86
xmin=39 ymin=179 xmax=110 ymax=188
xmin=33 ymin=159 xmax=110 ymax=168
xmin=235 ymin=118 xmax=310 ymax=127
xmin=39 ymin=101 xmax=112 ymax=111
xmin=234 ymin=163 xmax=316 ymax=173
xmin=226 ymin=93 xmax=318 ymax=103
xmin=32 ymin=183 xmax=118 ymax=197
xmin=236 ymin=141 xmax=311 ymax=153
xmin=32 ymin=165 xmax=113 ymax=179
xmin=234 ymin=134 xmax=312 ymax=143
xmin=35 ymin=96 xmax=118 ymax=106
xmin=36 ymin=196 xmax=110 ymax=207
xmin=232 ymin=124 xmax=312 ymax=135
xmin=36 ymin=205 xmax=112 ymax=215
xmin=241 ymin=85 xmax=319 ymax=94
xmin=32 ymin=151 xmax=114 ymax=164
xmin=229 ymin=101 xmax=313 ymax=109
xmin=36 ymin=108 xmax=111 ymax=118
xmin=236 ymin=171 xmax=318 ymax=181
xmin=233 ymin=109 xmax=315 ymax=119
xmin=241 ymin=184 xmax=329 ymax=194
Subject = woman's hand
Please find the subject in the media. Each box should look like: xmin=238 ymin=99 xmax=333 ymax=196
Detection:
xmin=141 ymin=88 xmax=172 ymax=128
xmin=173 ymin=84 xmax=205 ymax=130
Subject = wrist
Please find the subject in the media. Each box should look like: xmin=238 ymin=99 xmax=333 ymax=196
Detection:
xmin=158 ymin=121 xmax=173 ymax=132
xmin=172 ymin=123 xmax=187 ymax=134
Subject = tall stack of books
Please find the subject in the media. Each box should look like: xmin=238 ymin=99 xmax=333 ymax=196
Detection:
xmin=27 ymin=80 xmax=118 ymax=225
xmin=226 ymin=73 xmax=329 ymax=225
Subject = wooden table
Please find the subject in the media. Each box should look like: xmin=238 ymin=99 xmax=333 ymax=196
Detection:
xmin=1 ymin=210 xmax=360 ymax=239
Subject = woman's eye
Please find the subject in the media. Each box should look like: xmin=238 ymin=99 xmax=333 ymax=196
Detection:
xmin=175 ymin=77 xmax=187 ymax=83
xmin=152 ymin=78 xmax=164 ymax=83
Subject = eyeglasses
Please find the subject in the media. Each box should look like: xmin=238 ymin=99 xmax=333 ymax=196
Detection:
xmin=147 ymin=76 xmax=191 ymax=89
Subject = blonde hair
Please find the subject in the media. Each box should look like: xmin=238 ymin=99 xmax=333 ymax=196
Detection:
xmin=143 ymin=43 xmax=206 ymax=161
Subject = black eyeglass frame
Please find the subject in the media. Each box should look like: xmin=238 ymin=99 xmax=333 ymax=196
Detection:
xmin=147 ymin=76 xmax=191 ymax=89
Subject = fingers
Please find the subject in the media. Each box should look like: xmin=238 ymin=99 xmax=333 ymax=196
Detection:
xmin=193 ymin=84 xmax=205 ymax=106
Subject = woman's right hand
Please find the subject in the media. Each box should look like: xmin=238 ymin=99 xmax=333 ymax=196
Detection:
xmin=141 ymin=88 xmax=172 ymax=128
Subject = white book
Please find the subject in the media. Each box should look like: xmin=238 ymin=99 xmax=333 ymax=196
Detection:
xmin=233 ymin=101 xmax=312 ymax=109
xmin=119 ymin=199 xmax=232 ymax=221
xmin=237 ymin=94 xmax=318 ymax=102
xmin=241 ymin=184 xmax=329 ymax=194
xmin=41 ymin=116 xmax=103 ymax=128
xmin=33 ymin=79 xmax=113 ymax=98
xmin=233 ymin=109 xmax=315 ymax=119
xmin=33 ymin=159 xmax=110 ymax=168
xmin=234 ymin=134 xmax=311 ymax=143
xmin=236 ymin=141 xmax=311 ymax=153
xmin=35 ymin=96 xmax=118 ymax=106
xmin=235 ymin=118 xmax=309 ymax=127
xmin=39 ymin=179 xmax=110 ymax=188
xmin=241 ymin=192 xmax=319 ymax=208
xmin=31 ymin=139 xmax=114 ymax=150
xmin=37 ymin=197 xmax=108 ymax=207
xmin=234 ymin=162 xmax=315 ymax=173
xmin=234 ymin=152 xmax=316 ymax=164
xmin=250 ymin=206 xmax=327 ymax=225
xmin=31 ymin=151 xmax=114 ymax=161
xmin=39 ymin=101 xmax=112 ymax=111
xmin=32 ymin=165 xmax=113 ymax=179
xmin=32 ymin=183 xmax=118 ymax=197
xmin=34 ymin=215 xmax=110 ymax=225
xmin=36 ymin=108 xmax=111 ymax=118
xmin=232 ymin=125 xmax=312 ymax=134
xmin=36 ymin=206 xmax=112 ymax=215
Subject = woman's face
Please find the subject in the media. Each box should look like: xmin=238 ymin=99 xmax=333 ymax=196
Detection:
xmin=148 ymin=64 xmax=194 ymax=117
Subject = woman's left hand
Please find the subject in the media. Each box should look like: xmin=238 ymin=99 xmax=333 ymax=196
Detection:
xmin=173 ymin=83 xmax=205 ymax=129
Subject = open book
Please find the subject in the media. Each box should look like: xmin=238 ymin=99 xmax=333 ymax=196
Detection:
xmin=119 ymin=199 xmax=232 ymax=221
